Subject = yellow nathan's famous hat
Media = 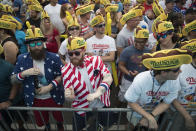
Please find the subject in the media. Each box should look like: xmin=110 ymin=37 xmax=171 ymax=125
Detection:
xmin=67 ymin=37 xmax=87 ymax=50
xmin=67 ymin=17 xmax=80 ymax=29
xmin=41 ymin=10 xmax=49 ymax=19
xmin=181 ymin=39 xmax=196 ymax=53
xmin=142 ymin=49 xmax=192 ymax=70
xmin=123 ymin=0 xmax=131 ymax=4
xmin=120 ymin=8 xmax=143 ymax=25
xmin=152 ymin=13 xmax=168 ymax=33
xmin=155 ymin=21 xmax=174 ymax=33
xmin=182 ymin=20 xmax=196 ymax=36
xmin=0 ymin=44 xmax=3 ymax=55
xmin=0 ymin=3 xmax=4 ymax=11
xmin=25 ymin=28 xmax=46 ymax=43
xmin=134 ymin=26 xmax=149 ymax=38
xmin=132 ymin=4 xmax=145 ymax=13
xmin=136 ymin=0 xmax=146 ymax=4
xmin=90 ymin=14 xmax=105 ymax=27
xmin=1 ymin=15 xmax=22 ymax=30
xmin=28 ymin=4 xmax=43 ymax=12
xmin=100 ymin=0 xmax=110 ymax=6
xmin=76 ymin=4 xmax=95 ymax=16
xmin=0 ymin=18 xmax=16 ymax=30
xmin=152 ymin=0 xmax=164 ymax=17
xmin=105 ymin=4 xmax=118 ymax=12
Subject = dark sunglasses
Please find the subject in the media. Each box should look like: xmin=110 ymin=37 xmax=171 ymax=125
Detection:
xmin=95 ymin=23 xmax=105 ymax=28
xmin=69 ymin=26 xmax=79 ymax=31
xmin=29 ymin=42 xmax=43 ymax=47
xmin=166 ymin=67 xmax=180 ymax=73
xmin=157 ymin=30 xmax=173 ymax=40
xmin=68 ymin=51 xmax=81 ymax=57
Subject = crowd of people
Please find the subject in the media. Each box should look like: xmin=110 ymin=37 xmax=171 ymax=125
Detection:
xmin=0 ymin=0 xmax=196 ymax=131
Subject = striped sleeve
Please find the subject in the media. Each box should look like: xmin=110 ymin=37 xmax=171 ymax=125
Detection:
xmin=61 ymin=65 xmax=72 ymax=89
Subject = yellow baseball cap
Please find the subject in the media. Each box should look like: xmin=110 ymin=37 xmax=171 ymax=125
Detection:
xmin=76 ymin=4 xmax=95 ymax=16
xmin=182 ymin=20 xmax=196 ymax=36
xmin=134 ymin=26 xmax=149 ymax=38
xmin=67 ymin=37 xmax=87 ymax=51
xmin=181 ymin=39 xmax=196 ymax=53
xmin=90 ymin=14 xmax=105 ymax=27
xmin=25 ymin=28 xmax=46 ymax=43
xmin=151 ymin=13 xmax=168 ymax=33
xmin=142 ymin=49 xmax=192 ymax=70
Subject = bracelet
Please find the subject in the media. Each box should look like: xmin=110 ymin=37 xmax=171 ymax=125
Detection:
xmin=51 ymin=80 xmax=58 ymax=88
xmin=150 ymin=112 xmax=155 ymax=117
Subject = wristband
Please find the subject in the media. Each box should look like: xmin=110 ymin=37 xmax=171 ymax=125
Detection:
xmin=51 ymin=80 xmax=58 ymax=88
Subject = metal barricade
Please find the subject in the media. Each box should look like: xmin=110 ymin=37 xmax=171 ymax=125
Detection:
xmin=0 ymin=107 xmax=195 ymax=131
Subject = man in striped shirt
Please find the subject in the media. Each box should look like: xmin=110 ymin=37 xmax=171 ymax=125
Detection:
xmin=62 ymin=36 xmax=113 ymax=131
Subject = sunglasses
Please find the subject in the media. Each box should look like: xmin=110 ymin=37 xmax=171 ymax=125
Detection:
xmin=166 ymin=67 xmax=180 ymax=73
xmin=95 ymin=23 xmax=105 ymax=28
xmin=29 ymin=42 xmax=43 ymax=47
xmin=157 ymin=30 xmax=173 ymax=40
xmin=68 ymin=51 xmax=81 ymax=57
xmin=69 ymin=26 xmax=79 ymax=31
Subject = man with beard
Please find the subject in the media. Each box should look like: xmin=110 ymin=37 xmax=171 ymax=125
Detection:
xmin=62 ymin=36 xmax=114 ymax=130
xmin=11 ymin=28 xmax=64 ymax=131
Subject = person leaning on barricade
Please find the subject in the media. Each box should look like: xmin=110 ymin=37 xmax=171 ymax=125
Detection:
xmin=124 ymin=49 xmax=192 ymax=130
xmin=62 ymin=36 xmax=117 ymax=131
xmin=11 ymin=27 xmax=65 ymax=131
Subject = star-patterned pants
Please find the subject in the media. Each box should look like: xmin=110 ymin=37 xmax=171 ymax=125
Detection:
xmin=33 ymin=98 xmax=63 ymax=126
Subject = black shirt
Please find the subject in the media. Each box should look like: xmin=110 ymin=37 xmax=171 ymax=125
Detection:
xmin=23 ymin=18 xmax=41 ymax=30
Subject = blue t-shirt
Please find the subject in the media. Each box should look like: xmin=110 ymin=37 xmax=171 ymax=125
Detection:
xmin=119 ymin=45 xmax=150 ymax=81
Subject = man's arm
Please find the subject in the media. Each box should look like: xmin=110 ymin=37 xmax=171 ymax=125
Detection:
xmin=100 ymin=51 xmax=115 ymax=62
xmin=172 ymin=99 xmax=195 ymax=129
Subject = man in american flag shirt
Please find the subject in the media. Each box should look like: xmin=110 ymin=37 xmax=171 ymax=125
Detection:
xmin=61 ymin=36 xmax=113 ymax=131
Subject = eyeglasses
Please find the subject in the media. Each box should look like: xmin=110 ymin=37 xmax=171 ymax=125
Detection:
xmin=95 ymin=24 xmax=105 ymax=28
xmin=29 ymin=42 xmax=43 ymax=47
xmin=157 ymin=30 xmax=173 ymax=40
xmin=69 ymin=26 xmax=79 ymax=31
xmin=68 ymin=51 xmax=81 ymax=57
xmin=166 ymin=67 xmax=180 ymax=73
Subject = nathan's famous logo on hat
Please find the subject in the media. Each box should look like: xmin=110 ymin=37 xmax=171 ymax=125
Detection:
xmin=164 ymin=23 xmax=173 ymax=29
xmin=0 ymin=22 xmax=11 ymax=28
xmin=77 ymin=39 xmax=85 ymax=46
xmin=91 ymin=19 xmax=98 ymax=26
xmin=186 ymin=45 xmax=196 ymax=51
xmin=80 ymin=6 xmax=92 ymax=13
xmin=123 ymin=13 xmax=136 ymax=22
xmin=150 ymin=59 xmax=180 ymax=68
xmin=184 ymin=24 xmax=196 ymax=34
xmin=143 ymin=31 xmax=149 ymax=37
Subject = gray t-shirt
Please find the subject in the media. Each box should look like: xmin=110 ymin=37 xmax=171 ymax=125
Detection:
xmin=119 ymin=45 xmax=150 ymax=81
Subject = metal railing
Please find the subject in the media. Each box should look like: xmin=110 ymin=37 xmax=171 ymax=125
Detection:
xmin=0 ymin=107 xmax=195 ymax=131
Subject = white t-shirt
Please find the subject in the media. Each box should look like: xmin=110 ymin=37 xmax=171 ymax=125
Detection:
xmin=33 ymin=60 xmax=51 ymax=99
xmin=86 ymin=35 xmax=116 ymax=73
xmin=78 ymin=67 xmax=104 ymax=108
xmin=125 ymin=71 xmax=180 ymax=106
xmin=44 ymin=4 xmax=65 ymax=34
xmin=178 ymin=64 xmax=196 ymax=106
xmin=58 ymin=39 xmax=70 ymax=63
xmin=147 ymin=33 xmax=157 ymax=50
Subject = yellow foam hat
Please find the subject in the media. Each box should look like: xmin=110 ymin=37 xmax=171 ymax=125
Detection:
xmin=155 ymin=21 xmax=174 ymax=33
xmin=67 ymin=37 xmax=87 ymax=51
xmin=100 ymin=0 xmax=110 ymax=6
xmin=123 ymin=0 xmax=131 ymax=4
xmin=0 ymin=18 xmax=16 ymax=30
xmin=181 ymin=39 xmax=196 ymax=53
xmin=0 ymin=44 xmax=3 ymax=55
xmin=76 ymin=4 xmax=95 ymax=16
xmin=136 ymin=0 xmax=146 ymax=4
xmin=67 ymin=17 xmax=80 ymax=29
xmin=41 ymin=10 xmax=49 ymax=19
xmin=1 ymin=4 xmax=13 ymax=14
xmin=28 ymin=4 xmax=43 ymax=12
xmin=25 ymin=28 xmax=46 ymax=43
xmin=142 ymin=49 xmax=192 ymax=70
xmin=182 ymin=20 xmax=196 ymax=36
xmin=152 ymin=0 xmax=164 ymax=17
xmin=90 ymin=14 xmax=105 ymax=27
xmin=105 ymin=4 xmax=118 ymax=12
xmin=120 ymin=8 xmax=143 ymax=25
xmin=25 ymin=0 xmax=40 ymax=5
xmin=152 ymin=13 xmax=168 ymax=33
xmin=134 ymin=26 xmax=149 ymax=38
xmin=1 ymin=15 xmax=22 ymax=30
xmin=132 ymin=4 xmax=145 ymax=13
xmin=0 ymin=3 xmax=4 ymax=11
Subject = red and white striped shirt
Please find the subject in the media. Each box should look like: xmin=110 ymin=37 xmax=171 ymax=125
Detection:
xmin=61 ymin=56 xmax=111 ymax=116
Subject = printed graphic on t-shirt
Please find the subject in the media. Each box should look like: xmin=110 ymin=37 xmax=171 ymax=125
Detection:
xmin=92 ymin=44 xmax=110 ymax=56
xmin=146 ymin=91 xmax=169 ymax=106
xmin=130 ymin=54 xmax=143 ymax=68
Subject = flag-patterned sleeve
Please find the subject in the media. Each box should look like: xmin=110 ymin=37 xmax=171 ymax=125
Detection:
xmin=61 ymin=64 xmax=72 ymax=90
